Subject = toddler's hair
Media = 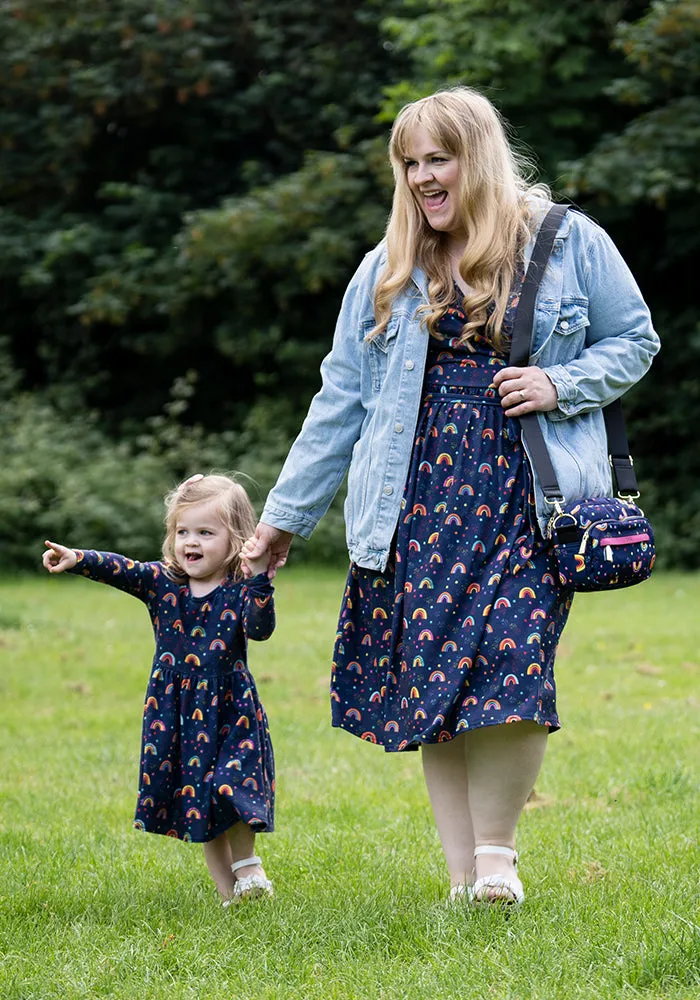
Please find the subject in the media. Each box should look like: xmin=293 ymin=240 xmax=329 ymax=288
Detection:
xmin=162 ymin=474 xmax=257 ymax=582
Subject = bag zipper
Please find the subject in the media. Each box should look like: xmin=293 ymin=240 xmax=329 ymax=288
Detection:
xmin=577 ymin=517 xmax=648 ymax=557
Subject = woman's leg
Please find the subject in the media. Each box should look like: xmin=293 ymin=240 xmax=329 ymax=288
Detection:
xmin=421 ymin=736 xmax=475 ymax=888
xmin=464 ymin=721 xmax=547 ymax=889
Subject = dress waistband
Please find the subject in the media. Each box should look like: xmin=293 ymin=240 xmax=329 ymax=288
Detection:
xmin=423 ymin=379 xmax=502 ymax=405
xmin=423 ymin=350 xmax=506 ymax=404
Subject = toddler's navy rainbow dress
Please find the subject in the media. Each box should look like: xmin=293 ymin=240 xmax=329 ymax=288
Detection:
xmin=332 ymin=283 xmax=573 ymax=751
xmin=70 ymin=552 xmax=275 ymax=840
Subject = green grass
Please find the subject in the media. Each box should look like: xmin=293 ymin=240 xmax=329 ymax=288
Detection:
xmin=0 ymin=568 xmax=698 ymax=999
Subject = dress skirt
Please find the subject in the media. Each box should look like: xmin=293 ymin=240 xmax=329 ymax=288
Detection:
xmin=331 ymin=324 xmax=574 ymax=752
xmin=135 ymin=662 xmax=275 ymax=841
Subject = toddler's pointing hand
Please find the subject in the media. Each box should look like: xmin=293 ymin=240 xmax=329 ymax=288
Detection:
xmin=42 ymin=540 xmax=78 ymax=573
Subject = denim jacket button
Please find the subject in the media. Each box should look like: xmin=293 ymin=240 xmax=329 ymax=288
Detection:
xmin=559 ymin=320 xmax=569 ymax=330
xmin=405 ymin=359 xmax=415 ymax=370
xmin=394 ymin=423 xmax=404 ymax=433
xmin=383 ymin=485 xmax=394 ymax=496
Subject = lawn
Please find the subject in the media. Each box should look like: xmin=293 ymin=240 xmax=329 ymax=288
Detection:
xmin=0 ymin=567 xmax=698 ymax=999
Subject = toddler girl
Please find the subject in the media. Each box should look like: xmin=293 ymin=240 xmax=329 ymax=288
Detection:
xmin=42 ymin=473 xmax=276 ymax=906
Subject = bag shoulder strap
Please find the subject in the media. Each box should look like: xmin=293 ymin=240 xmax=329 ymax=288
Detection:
xmin=508 ymin=204 xmax=640 ymax=503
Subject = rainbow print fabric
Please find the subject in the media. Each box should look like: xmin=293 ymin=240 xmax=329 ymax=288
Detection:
xmin=70 ymin=552 xmax=276 ymax=841
xmin=332 ymin=290 xmax=573 ymax=751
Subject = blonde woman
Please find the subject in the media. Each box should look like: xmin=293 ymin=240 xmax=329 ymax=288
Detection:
xmin=243 ymin=88 xmax=659 ymax=904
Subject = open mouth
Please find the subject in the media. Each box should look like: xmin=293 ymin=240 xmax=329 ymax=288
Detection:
xmin=185 ymin=553 xmax=203 ymax=563
xmin=423 ymin=190 xmax=447 ymax=210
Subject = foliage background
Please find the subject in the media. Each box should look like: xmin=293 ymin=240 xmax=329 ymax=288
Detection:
xmin=2 ymin=0 xmax=699 ymax=568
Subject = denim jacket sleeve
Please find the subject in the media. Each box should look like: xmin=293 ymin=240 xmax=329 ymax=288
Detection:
xmin=261 ymin=251 xmax=379 ymax=537
xmin=544 ymin=219 xmax=660 ymax=419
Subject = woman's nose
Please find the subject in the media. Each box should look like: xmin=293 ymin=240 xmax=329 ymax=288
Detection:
xmin=414 ymin=161 xmax=434 ymax=185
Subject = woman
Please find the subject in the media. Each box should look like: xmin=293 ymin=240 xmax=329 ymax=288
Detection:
xmin=242 ymin=87 xmax=659 ymax=904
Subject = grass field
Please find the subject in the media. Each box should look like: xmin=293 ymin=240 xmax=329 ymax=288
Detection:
xmin=0 ymin=567 xmax=698 ymax=999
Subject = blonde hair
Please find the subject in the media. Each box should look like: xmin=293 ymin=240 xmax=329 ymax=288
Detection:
xmin=162 ymin=474 xmax=257 ymax=583
xmin=372 ymin=86 xmax=549 ymax=350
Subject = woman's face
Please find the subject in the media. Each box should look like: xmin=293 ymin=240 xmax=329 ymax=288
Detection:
xmin=403 ymin=125 xmax=466 ymax=243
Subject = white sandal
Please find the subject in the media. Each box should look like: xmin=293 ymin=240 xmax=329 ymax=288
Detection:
xmin=471 ymin=845 xmax=524 ymax=906
xmin=222 ymin=855 xmax=274 ymax=906
xmin=447 ymin=883 xmax=473 ymax=904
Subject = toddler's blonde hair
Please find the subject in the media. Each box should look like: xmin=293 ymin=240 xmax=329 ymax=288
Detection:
xmin=162 ymin=474 xmax=257 ymax=583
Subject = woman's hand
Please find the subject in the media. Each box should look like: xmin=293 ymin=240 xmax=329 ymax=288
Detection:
xmin=42 ymin=540 xmax=78 ymax=573
xmin=240 ymin=523 xmax=294 ymax=579
xmin=492 ymin=366 xmax=558 ymax=416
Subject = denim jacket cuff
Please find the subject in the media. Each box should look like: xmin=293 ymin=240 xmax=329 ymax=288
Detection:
xmin=544 ymin=364 xmax=578 ymax=420
xmin=260 ymin=502 xmax=317 ymax=540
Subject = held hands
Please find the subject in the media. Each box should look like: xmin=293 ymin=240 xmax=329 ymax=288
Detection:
xmin=492 ymin=366 xmax=558 ymax=416
xmin=42 ymin=540 xmax=77 ymax=573
xmin=240 ymin=548 xmax=270 ymax=579
xmin=240 ymin=523 xmax=294 ymax=580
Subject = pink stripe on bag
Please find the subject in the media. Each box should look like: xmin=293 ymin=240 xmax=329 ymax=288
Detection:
xmin=601 ymin=533 xmax=650 ymax=547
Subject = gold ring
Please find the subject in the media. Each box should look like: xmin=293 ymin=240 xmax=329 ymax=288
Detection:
xmin=519 ymin=389 xmax=526 ymax=402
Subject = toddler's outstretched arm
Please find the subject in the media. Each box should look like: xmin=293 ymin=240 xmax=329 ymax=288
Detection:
xmin=43 ymin=546 xmax=161 ymax=604
xmin=42 ymin=540 xmax=77 ymax=573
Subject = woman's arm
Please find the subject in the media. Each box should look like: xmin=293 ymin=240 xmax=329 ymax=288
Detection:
xmin=543 ymin=224 xmax=660 ymax=419
xmin=260 ymin=252 xmax=380 ymax=539
xmin=494 ymin=222 xmax=659 ymax=419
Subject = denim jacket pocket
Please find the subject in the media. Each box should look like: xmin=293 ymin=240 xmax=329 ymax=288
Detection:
xmin=531 ymin=298 xmax=589 ymax=366
xmin=366 ymin=317 xmax=399 ymax=392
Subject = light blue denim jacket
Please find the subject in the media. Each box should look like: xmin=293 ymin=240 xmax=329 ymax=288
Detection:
xmin=262 ymin=203 xmax=660 ymax=571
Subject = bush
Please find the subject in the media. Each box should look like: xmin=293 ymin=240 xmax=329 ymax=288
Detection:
xmin=0 ymin=377 xmax=349 ymax=571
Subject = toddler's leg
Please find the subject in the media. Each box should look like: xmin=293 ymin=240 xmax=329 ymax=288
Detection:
xmin=203 ymin=823 xmax=271 ymax=903
xmin=421 ymin=735 xmax=475 ymax=889
xmin=226 ymin=822 xmax=273 ymax=902
xmin=227 ymin=821 xmax=265 ymax=880
xmin=202 ymin=831 xmax=235 ymax=899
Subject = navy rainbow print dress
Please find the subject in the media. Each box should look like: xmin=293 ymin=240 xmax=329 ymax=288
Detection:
xmin=70 ymin=551 xmax=275 ymax=840
xmin=332 ymin=286 xmax=573 ymax=751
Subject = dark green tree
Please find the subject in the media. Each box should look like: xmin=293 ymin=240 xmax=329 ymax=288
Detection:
xmin=0 ymin=0 xmax=406 ymax=567
xmin=4 ymin=0 xmax=700 ymax=566
xmin=0 ymin=0 xmax=404 ymax=430
xmin=560 ymin=0 xmax=700 ymax=564
xmin=380 ymin=0 xmax=700 ymax=564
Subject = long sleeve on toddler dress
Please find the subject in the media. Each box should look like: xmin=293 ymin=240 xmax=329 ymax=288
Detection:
xmin=241 ymin=572 xmax=276 ymax=641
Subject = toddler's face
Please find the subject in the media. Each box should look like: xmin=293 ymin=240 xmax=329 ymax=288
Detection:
xmin=174 ymin=499 xmax=231 ymax=588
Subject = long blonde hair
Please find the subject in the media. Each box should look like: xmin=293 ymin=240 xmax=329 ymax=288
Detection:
xmin=162 ymin=474 xmax=257 ymax=583
xmin=372 ymin=87 xmax=549 ymax=349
